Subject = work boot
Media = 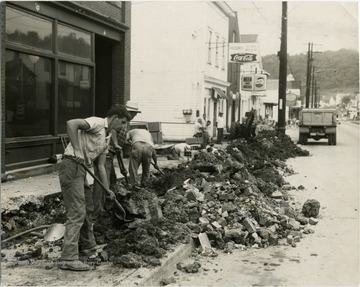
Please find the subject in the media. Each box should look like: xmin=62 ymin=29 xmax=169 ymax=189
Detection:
xmin=59 ymin=260 xmax=90 ymax=271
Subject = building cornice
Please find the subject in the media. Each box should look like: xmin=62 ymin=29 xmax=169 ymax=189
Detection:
xmin=204 ymin=75 xmax=231 ymax=87
xmin=213 ymin=2 xmax=236 ymax=17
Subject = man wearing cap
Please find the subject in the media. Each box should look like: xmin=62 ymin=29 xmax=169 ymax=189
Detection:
xmin=92 ymin=102 xmax=141 ymax=216
xmin=59 ymin=106 xmax=131 ymax=271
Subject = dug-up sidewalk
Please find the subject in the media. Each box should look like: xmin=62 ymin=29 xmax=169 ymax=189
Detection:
xmin=1 ymin=155 xmax=195 ymax=287
xmin=1 ymin=155 xmax=179 ymax=213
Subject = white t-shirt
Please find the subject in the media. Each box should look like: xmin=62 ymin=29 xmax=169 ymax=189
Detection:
xmin=217 ymin=116 xmax=225 ymax=129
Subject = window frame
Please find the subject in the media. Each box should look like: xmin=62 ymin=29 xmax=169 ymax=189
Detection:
xmin=4 ymin=4 xmax=96 ymax=140
xmin=207 ymin=29 xmax=212 ymax=64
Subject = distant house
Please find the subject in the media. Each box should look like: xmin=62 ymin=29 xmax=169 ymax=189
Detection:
xmin=329 ymin=96 xmax=337 ymax=106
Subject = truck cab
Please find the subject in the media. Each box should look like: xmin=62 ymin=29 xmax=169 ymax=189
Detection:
xmin=298 ymin=108 xmax=337 ymax=145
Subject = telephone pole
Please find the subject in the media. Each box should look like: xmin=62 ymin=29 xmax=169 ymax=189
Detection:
xmin=277 ymin=1 xmax=287 ymax=134
xmin=305 ymin=42 xmax=313 ymax=108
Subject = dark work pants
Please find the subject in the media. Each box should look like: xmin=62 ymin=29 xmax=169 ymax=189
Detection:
xmin=129 ymin=142 xmax=154 ymax=186
xmin=92 ymin=152 xmax=116 ymax=217
xmin=217 ymin=128 xmax=224 ymax=144
xmin=59 ymin=159 xmax=96 ymax=261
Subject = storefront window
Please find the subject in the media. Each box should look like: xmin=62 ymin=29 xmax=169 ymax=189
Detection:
xmin=5 ymin=51 xmax=52 ymax=137
xmin=58 ymin=24 xmax=91 ymax=59
xmin=58 ymin=62 xmax=92 ymax=133
xmin=6 ymin=6 xmax=52 ymax=51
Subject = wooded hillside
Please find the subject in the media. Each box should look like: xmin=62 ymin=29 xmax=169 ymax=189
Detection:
xmin=262 ymin=49 xmax=359 ymax=98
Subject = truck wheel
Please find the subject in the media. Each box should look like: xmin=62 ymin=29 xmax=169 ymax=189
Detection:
xmin=332 ymin=133 xmax=337 ymax=145
xmin=328 ymin=135 xmax=332 ymax=145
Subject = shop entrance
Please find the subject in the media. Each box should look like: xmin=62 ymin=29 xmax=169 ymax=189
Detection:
xmin=95 ymin=35 xmax=113 ymax=117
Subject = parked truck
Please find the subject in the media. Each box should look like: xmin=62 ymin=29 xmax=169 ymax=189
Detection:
xmin=298 ymin=108 xmax=337 ymax=145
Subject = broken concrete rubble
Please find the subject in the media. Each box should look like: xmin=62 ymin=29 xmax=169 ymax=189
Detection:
xmin=2 ymin=130 xmax=317 ymax=271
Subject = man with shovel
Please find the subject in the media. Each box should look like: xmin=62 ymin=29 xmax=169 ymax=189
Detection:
xmin=58 ymin=106 xmax=131 ymax=271
xmin=126 ymin=128 xmax=160 ymax=189
xmin=92 ymin=101 xmax=141 ymax=215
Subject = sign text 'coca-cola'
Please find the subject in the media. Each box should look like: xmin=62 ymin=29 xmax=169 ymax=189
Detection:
xmin=230 ymin=53 xmax=257 ymax=63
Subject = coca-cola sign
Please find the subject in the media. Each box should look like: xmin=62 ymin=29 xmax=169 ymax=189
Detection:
xmin=228 ymin=43 xmax=260 ymax=63
xmin=230 ymin=53 xmax=257 ymax=63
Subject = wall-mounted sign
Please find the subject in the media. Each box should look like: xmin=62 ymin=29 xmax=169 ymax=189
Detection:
xmin=286 ymin=92 xmax=298 ymax=106
xmin=229 ymin=43 xmax=260 ymax=63
xmin=254 ymin=74 xmax=267 ymax=91
xmin=241 ymin=74 xmax=254 ymax=91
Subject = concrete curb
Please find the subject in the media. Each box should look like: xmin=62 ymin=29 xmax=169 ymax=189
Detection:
xmin=120 ymin=239 xmax=196 ymax=286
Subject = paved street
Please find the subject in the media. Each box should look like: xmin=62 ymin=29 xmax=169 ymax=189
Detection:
xmin=168 ymin=121 xmax=359 ymax=286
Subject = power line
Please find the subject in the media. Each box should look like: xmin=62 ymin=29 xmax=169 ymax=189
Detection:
xmin=251 ymin=2 xmax=271 ymax=26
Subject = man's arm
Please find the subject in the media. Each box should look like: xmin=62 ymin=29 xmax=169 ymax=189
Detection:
xmin=110 ymin=129 xmax=122 ymax=151
xmin=96 ymin=153 xmax=115 ymax=199
xmin=66 ymin=119 xmax=90 ymax=161
xmin=152 ymin=150 xmax=159 ymax=169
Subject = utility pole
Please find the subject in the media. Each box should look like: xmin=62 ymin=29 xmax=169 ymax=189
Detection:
xmin=277 ymin=1 xmax=287 ymax=134
xmin=305 ymin=42 xmax=313 ymax=108
xmin=311 ymin=66 xmax=315 ymax=108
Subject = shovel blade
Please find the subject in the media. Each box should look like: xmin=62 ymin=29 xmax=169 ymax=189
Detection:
xmin=44 ymin=224 xmax=66 ymax=242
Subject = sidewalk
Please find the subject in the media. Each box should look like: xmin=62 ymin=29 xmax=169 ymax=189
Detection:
xmin=1 ymin=155 xmax=181 ymax=213
xmin=1 ymin=155 xmax=194 ymax=286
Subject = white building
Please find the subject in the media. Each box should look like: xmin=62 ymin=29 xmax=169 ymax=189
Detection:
xmin=131 ymin=2 xmax=235 ymax=141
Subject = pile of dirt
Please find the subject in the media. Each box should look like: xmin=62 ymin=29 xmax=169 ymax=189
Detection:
xmin=1 ymin=130 xmax=314 ymax=269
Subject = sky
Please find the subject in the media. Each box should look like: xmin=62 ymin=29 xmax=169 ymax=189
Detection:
xmin=228 ymin=1 xmax=359 ymax=56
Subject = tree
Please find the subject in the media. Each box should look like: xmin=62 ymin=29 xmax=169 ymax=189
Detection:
xmin=340 ymin=95 xmax=352 ymax=109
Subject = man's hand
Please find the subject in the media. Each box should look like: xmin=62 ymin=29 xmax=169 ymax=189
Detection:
xmin=114 ymin=144 xmax=122 ymax=152
xmin=106 ymin=189 xmax=116 ymax=201
xmin=73 ymin=149 xmax=85 ymax=164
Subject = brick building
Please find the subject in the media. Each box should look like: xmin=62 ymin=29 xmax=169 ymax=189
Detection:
xmin=1 ymin=1 xmax=131 ymax=179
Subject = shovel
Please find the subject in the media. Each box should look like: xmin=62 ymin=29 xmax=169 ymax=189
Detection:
xmin=2 ymin=224 xmax=66 ymax=243
xmin=115 ymin=150 xmax=129 ymax=185
xmin=151 ymin=162 xmax=165 ymax=176
xmin=80 ymin=163 xmax=135 ymax=223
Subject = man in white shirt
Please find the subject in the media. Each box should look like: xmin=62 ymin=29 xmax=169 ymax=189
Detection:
xmin=126 ymin=129 xmax=159 ymax=188
xmin=216 ymin=112 xmax=225 ymax=144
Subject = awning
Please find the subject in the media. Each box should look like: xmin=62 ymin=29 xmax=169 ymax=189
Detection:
xmin=212 ymin=87 xmax=227 ymax=99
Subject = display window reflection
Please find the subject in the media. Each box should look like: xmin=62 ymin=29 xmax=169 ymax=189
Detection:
xmin=58 ymin=24 xmax=91 ymax=59
xmin=5 ymin=51 xmax=52 ymax=137
xmin=6 ymin=6 xmax=52 ymax=51
xmin=58 ymin=61 xmax=92 ymax=134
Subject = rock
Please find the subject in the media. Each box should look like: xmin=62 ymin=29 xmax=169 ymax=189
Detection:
xmin=271 ymin=191 xmax=283 ymax=199
xmin=309 ymin=218 xmax=319 ymax=225
xmin=268 ymin=234 xmax=279 ymax=246
xmin=99 ymin=251 xmax=109 ymax=261
xmin=242 ymin=218 xmax=257 ymax=233
xmin=243 ymin=186 xmax=253 ymax=196
xmin=288 ymin=218 xmax=301 ymax=230
xmin=183 ymin=261 xmax=202 ymax=273
xmin=186 ymin=222 xmax=201 ymax=233
xmin=224 ymin=228 xmax=244 ymax=244
xmin=160 ymin=277 xmax=176 ymax=286
xmin=114 ymin=253 xmax=142 ymax=268
xmin=217 ymin=217 xmax=227 ymax=227
xmin=199 ymin=217 xmax=210 ymax=226
xmin=296 ymin=216 xmax=309 ymax=225
xmin=211 ymin=221 xmax=222 ymax=230
xmin=198 ymin=232 xmax=212 ymax=251
xmin=302 ymin=199 xmax=320 ymax=218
